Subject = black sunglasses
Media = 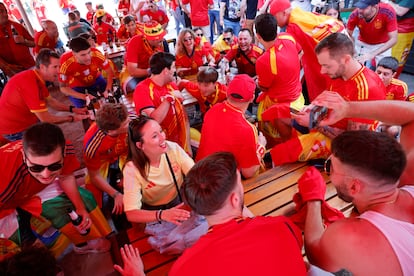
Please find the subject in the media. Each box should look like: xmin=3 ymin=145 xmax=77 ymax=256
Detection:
xmin=196 ymin=33 xmax=203 ymax=37
xmin=25 ymin=156 xmax=64 ymax=173
xmin=223 ymin=37 xmax=231 ymax=41
xmin=324 ymin=155 xmax=332 ymax=175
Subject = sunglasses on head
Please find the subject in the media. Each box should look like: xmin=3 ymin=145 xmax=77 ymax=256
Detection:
xmin=25 ymin=156 xmax=64 ymax=173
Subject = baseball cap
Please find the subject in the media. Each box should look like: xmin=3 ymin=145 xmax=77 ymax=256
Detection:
xmin=227 ymin=74 xmax=256 ymax=103
xmin=269 ymin=0 xmax=291 ymax=14
xmin=354 ymin=0 xmax=379 ymax=9
xmin=143 ymin=20 xmax=166 ymax=41
xmin=95 ymin=9 xmax=106 ymax=18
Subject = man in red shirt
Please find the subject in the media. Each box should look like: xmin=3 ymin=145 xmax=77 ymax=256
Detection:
xmin=117 ymin=15 xmax=143 ymax=43
xmin=269 ymin=0 xmax=345 ymax=102
xmin=212 ymin=27 xmax=238 ymax=61
xmin=376 ymin=56 xmax=408 ymax=100
xmin=170 ymin=152 xmax=307 ymax=275
xmin=223 ymin=28 xmax=263 ymax=77
xmin=255 ymin=13 xmax=304 ymax=142
xmin=139 ymin=0 xmax=169 ymax=29
xmin=196 ymin=74 xmax=266 ymax=179
xmin=120 ymin=20 xmax=167 ymax=94
xmin=93 ymin=9 xmax=117 ymax=45
xmin=270 ymin=33 xmax=386 ymax=166
xmin=59 ymin=36 xmax=114 ymax=108
xmin=182 ymin=0 xmax=213 ymax=42
xmin=0 ymin=49 xmax=88 ymax=141
xmin=34 ymin=20 xmax=61 ymax=55
xmin=347 ymin=0 xmax=398 ymax=68
xmin=134 ymin=52 xmax=191 ymax=154
xmin=85 ymin=1 xmax=95 ymax=24
xmin=0 ymin=2 xmax=35 ymax=78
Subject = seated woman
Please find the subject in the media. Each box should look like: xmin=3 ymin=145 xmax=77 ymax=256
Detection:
xmin=123 ymin=116 xmax=193 ymax=224
xmin=175 ymin=28 xmax=215 ymax=78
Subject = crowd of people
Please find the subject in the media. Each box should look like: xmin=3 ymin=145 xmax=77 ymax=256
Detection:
xmin=0 ymin=0 xmax=413 ymax=275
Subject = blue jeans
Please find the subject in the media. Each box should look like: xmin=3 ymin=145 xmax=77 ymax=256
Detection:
xmin=209 ymin=10 xmax=222 ymax=44
xmin=224 ymin=19 xmax=241 ymax=36
xmin=171 ymin=7 xmax=186 ymax=36
xmin=70 ymin=75 xmax=107 ymax=107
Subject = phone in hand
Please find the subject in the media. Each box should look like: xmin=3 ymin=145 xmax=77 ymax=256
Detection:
xmin=309 ymin=106 xmax=328 ymax=129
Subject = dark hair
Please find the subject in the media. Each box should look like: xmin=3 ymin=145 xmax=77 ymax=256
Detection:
xmin=183 ymin=152 xmax=238 ymax=216
xmin=96 ymin=103 xmax=128 ymax=131
xmin=315 ymin=33 xmax=355 ymax=58
xmin=0 ymin=245 xmax=58 ymax=276
xmin=197 ymin=67 xmax=218 ymax=83
xmin=73 ymin=9 xmax=80 ymax=17
xmin=331 ymin=130 xmax=406 ymax=184
xmin=324 ymin=1 xmax=343 ymax=21
xmin=23 ymin=123 xmax=65 ymax=156
xmin=35 ymin=49 xmax=60 ymax=69
xmin=69 ymin=36 xmax=91 ymax=52
xmin=193 ymin=27 xmax=203 ymax=33
xmin=254 ymin=13 xmax=277 ymax=41
xmin=377 ymin=56 xmax=399 ymax=72
xmin=123 ymin=15 xmax=135 ymax=25
xmin=239 ymin=28 xmax=252 ymax=37
xmin=149 ymin=52 xmax=175 ymax=75
xmin=127 ymin=116 xmax=155 ymax=180
xmin=68 ymin=11 xmax=77 ymax=21
xmin=223 ymin=27 xmax=234 ymax=35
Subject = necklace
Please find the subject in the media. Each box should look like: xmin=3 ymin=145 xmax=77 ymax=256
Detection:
xmin=367 ymin=190 xmax=399 ymax=210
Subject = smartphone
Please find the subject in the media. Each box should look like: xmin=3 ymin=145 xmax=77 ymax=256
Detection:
xmin=309 ymin=106 xmax=328 ymax=129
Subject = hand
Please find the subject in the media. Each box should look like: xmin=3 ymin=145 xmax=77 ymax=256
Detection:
xmin=161 ymin=94 xmax=176 ymax=105
xmin=114 ymin=244 xmax=145 ymax=276
xmin=356 ymin=53 xmax=373 ymax=65
xmin=312 ymin=91 xmax=349 ymax=127
xmin=112 ymin=193 xmax=124 ymax=215
xmin=220 ymin=19 xmax=224 ymax=26
xmin=73 ymin=107 xmax=88 ymax=115
xmin=298 ymin=167 xmax=326 ymax=202
xmin=74 ymin=114 xmax=91 ymax=121
xmin=290 ymin=106 xmax=311 ymax=127
xmin=77 ymin=208 xmax=92 ymax=232
xmin=162 ymin=203 xmax=191 ymax=225
xmin=258 ymin=131 xmax=267 ymax=147
xmin=85 ymin=94 xmax=96 ymax=101
xmin=102 ymin=90 xmax=110 ymax=98
xmin=13 ymin=35 xmax=25 ymax=44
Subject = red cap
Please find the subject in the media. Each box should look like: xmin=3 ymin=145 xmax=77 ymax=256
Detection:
xmin=270 ymin=0 xmax=291 ymax=14
xmin=227 ymin=74 xmax=255 ymax=103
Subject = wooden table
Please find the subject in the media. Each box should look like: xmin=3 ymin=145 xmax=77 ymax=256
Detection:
xmin=124 ymin=163 xmax=353 ymax=275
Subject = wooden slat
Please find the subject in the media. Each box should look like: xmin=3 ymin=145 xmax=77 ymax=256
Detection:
xmin=146 ymin=260 xmax=176 ymax=276
xmin=140 ymin=250 xmax=178 ymax=273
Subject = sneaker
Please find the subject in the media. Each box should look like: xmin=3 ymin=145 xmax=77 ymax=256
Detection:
xmin=73 ymin=238 xmax=111 ymax=254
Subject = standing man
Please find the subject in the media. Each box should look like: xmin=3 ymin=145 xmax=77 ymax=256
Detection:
xmin=269 ymin=0 xmax=345 ymax=102
xmin=0 ymin=2 xmax=35 ymax=78
xmin=254 ymin=13 xmax=304 ymax=142
xmin=347 ymin=0 xmax=398 ymax=69
xmin=0 ymin=123 xmax=112 ymax=256
xmin=134 ymin=52 xmax=191 ymax=154
xmin=59 ymin=36 xmax=114 ymax=108
xmin=301 ymin=129 xmax=414 ymax=275
xmin=222 ymin=28 xmax=263 ymax=77
xmin=220 ymin=0 xmax=245 ymax=36
xmin=0 ymin=49 xmax=88 ymax=142
xmin=85 ymin=1 xmax=95 ymax=24
xmin=196 ymin=74 xmax=266 ymax=179
xmin=170 ymin=152 xmax=306 ymax=275
xmin=120 ymin=20 xmax=167 ymax=94
xmin=182 ymin=0 xmax=213 ymax=42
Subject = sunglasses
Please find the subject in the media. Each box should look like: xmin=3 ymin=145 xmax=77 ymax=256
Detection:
xmin=324 ymin=156 xmax=332 ymax=175
xmin=25 ymin=156 xmax=64 ymax=173
xmin=183 ymin=37 xmax=193 ymax=42
xmin=223 ymin=37 xmax=231 ymax=41
xmin=196 ymin=33 xmax=203 ymax=37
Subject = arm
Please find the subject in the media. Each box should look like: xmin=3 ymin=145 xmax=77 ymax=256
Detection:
xmin=59 ymin=174 xmax=92 ymax=232
xmin=384 ymin=0 xmax=410 ymax=16
xmin=88 ymin=169 xmax=124 ymax=214
xmin=34 ymin=110 xmax=87 ymax=124
xmin=219 ymin=1 xmax=226 ymax=26
xmin=240 ymin=165 xmax=260 ymax=179
xmin=304 ymin=201 xmax=326 ymax=264
xmin=60 ymin=83 xmax=91 ymax=100
xmin=358 ymin=31 xmax=398 ymax=64
xmin=141 ymin=100 xmax=171 ymax=124
xmin=46 ymin=96 xmax=88 ymax=115
xmin=103 ymin=65 xmax=114 ymax=93
xmin=127 ymin=62 xmax=150 ymax=78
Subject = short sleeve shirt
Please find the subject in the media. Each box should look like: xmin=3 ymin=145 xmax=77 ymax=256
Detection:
xmin=224 ymin=44 xmax=264 ymax=77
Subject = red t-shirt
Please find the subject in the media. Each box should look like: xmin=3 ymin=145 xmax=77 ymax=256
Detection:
xmin=256 ymin=33 xmax=302 ymax=102
xmin=0 ymin=140 xmax=80 ymax=218
xmin=286 ymin=8 xmax=344 ymax=101
xmin=0 ymin=70 xmax=48 ymax=135
xmin=327 ymin=66 xmax=386 ymax=129
xmin=118 ymin=2 xmax=130 ymax=15
xmin=176 ymin=45 xmax=211 ymax=76
xmin=0 ymin=20 xmax=35 ymax=70
xmin=125 ymin=34 xmax=164 ymax=68
xmin=182 ymin=0 xmax=213 ymax=26
xmin=196 ymin=101 xmax=260 ymax=169
xmin=86 ymin=11 xmax=95 ymax=23
xmin=170 ymin=216 xmax=307 ymax=276
xmin=93 ymin=22 xmax=116 ymax=45
xmin=34 ymin=30 xmax=58 ymax=55
xmin=347 ymin=3 xmax=397 ymax=44
xmin=59 ymin=48 xmax=110 ymax=87
xmin=139 ymin=9 xmax=169 ymax=25
xmin=385 ymin=78 xmax=408 ymax=101
xmin=179 ymin=81 xmax=227 ymax=113
xmin=225 ymin=44 xmax=264 ymax=77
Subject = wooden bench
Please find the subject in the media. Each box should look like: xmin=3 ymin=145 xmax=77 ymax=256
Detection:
xmin=123 ymin=163 xmax=353 ymax=275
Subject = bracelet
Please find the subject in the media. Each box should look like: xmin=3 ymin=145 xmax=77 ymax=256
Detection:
xmin=68 ymin=115 xmax=74 ymax=122
xmin=69 ymin=105 xmax=74 ymax=113
xmin=112 ymin=191 xmax=120 ymax=198
xmin=159 ymin=209 xmax=163 ymax=221
xmin=156 ymin=209 xmax=162 ymax=223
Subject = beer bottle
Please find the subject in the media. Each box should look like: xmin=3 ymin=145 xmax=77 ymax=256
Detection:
xmin=67 ymin=208 xmax=90 ymax=236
